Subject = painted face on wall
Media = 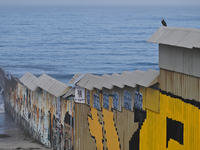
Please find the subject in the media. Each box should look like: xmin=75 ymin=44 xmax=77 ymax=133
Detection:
xmin=134 ymin=92 xmax=200 ymax=150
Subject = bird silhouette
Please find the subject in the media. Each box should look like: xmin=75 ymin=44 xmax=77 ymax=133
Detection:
xmin=161 ymin=19 xmax=167 ymax=26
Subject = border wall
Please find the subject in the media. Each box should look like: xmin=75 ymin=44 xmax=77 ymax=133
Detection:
xmin=0 ymin=66 xmax=75 ymax=150
xmin=1 ymin=27 xmax=200 ymax=150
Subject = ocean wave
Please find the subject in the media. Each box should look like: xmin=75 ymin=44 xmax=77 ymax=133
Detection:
xmin=0 ymin=104 xmax=5 ymax=113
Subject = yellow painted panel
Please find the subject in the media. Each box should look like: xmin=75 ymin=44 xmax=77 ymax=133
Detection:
xmin=140 ymin=92 xmax=200 ymax=150
xmin=87 ymin=107 xmax=103 ymax=150
xmin=146 ymin=88 xmax=160 ymax=113
xmin=102 ymin=108 xmax=120 ymax=150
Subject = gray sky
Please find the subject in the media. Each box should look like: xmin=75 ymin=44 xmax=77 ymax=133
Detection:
xmin=0 ymin=0 xmax=200 ymax=7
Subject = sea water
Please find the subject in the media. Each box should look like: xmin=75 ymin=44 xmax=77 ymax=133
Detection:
xmin=0 ymin=6 xmax=200 ymax=83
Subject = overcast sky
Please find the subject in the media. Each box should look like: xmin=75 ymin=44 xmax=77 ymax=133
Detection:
xmin=0 ymin=0 xmax=200 ymax=7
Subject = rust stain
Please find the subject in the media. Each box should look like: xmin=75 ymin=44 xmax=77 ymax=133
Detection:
xmin=37 ymin=107 xmax=39 ymax=120
xmin=50 ymin=106 xmax=53 ymax=143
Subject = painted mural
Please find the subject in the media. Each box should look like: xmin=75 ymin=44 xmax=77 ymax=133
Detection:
xmin=87 ymin=107 xmax=120 ymax=150
xmin=2 ymin=63 xmax=200 ymax=150
xmin=84 ymin=87 xmax=200 ymax=150
xmin=0 ymin=67 xmax=74 ymax=150
xmin=129 ymin=90 xmax=200 ymax=150
xmin=83 ymin=103 xmax=138 ymax=150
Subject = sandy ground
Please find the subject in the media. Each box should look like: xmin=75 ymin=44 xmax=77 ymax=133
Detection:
xmin=0 ymin=128 xmax=51 ymax=150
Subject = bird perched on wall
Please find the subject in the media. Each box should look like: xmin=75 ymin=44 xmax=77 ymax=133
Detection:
xmin=161 ymin=19 xmax=167 ymax=26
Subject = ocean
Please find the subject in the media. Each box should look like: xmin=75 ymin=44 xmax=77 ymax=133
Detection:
xmin=0 ymin=5 xmax=200 ymax=135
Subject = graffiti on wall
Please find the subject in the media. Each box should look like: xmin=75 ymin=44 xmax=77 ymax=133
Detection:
xmin=86 ymin=90 xmax=90 ymax=105
xmin=56 ymin=97 xmax=61 ymax=119
xmin=124 ymin=91 xmax=132 ymax=110
xmin=112 ymin=92 xmax=119 ymax=110
xmin=129 ymin=91 xmax=200 ymax=150
xmin=93 ymin=94 xmax=100 ymax=110
xmin=0 ymin=67 xmax=74 ymax=150
xmin=134 ymin=91 xmax=143 ymax=110
xmin=103 ymin=92 xmax=109 ymax=109
xmin=64 ymin=112 xmax=74 ymax=150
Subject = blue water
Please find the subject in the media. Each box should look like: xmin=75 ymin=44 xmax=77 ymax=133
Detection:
xmin=0 ymin=5 xmax=200 ymax=84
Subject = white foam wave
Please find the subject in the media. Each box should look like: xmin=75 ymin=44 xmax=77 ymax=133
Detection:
xmin=0 ymin=88 xmax=4 ymax=113
xmin=0 ymin=88 xmax=3 ymax=94
xmin=0 ymin=103 xmax=5 ymax=113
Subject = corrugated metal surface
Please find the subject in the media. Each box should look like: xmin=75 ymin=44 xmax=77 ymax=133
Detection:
xmin=159 ymin=45 xmax=174 ymax=71
xmin=112 ymin=71 xmax=132 ymax=88
xmin=159 ymin=44 xmax=200 ymax=78
xmin=102 ymin=73 xmax=120 ymax=89
xmin=1 ymin=66 xmax=75 ymax=149
xmin=123 ymin=70 xmax=145 ymax=88
xmin=145 ymin=88 xmax=160 ymax=113
xmin=68 ymin=73 xmax=86 ymax=85
xmin=147 ymin=27 xmax=200 ymax=49
xmin=136 ymin=69 xmax=159 ymax=87
xmin=82 ymin=75 xmax=100 ymax=90
xmin=63 ymin=87 xmax=75 ymax=98
xmin=76 ymin=69 xmax=159 ymax=90
xmin=160 ymin=69 xmax=200 ymax=101
xmin=75 ymin=103 xmax=138 ymax=150
xmin=76 ymin=74 xmax=93 ymax=87
xmin=93 ymin=74 xmax=110 ymax=90
xmin=192 ymin=49 xmax=200 ymax=77
xmin=35 ymin=74 xmax=71 ymax=97
xmin=140 ymin=92 xmax=200 ymax=150
xmin=19 ymin=72 xmax=38 ymax=91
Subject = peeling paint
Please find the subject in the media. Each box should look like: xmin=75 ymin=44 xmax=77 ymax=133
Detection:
xmin=0 ymin=67 xmax=75 ymax=150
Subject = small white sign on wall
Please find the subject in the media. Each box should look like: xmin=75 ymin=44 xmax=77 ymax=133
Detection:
xmin=75 ymin=86 xmax=85 ymax=103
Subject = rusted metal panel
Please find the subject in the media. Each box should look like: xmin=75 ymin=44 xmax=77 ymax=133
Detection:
xmin=160 ymin=69 xmax=200 ymax=101
xmin=0 ymin=67 xmax=75 ymax=149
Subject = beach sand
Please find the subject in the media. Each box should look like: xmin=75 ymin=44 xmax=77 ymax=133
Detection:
xmin=0 ymin=127 xmax=50 ymax=150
